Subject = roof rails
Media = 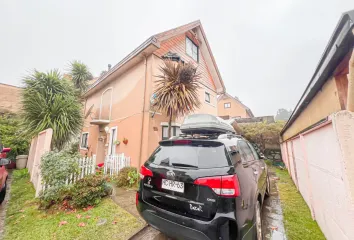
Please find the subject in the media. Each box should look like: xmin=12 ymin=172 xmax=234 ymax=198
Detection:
xmin=169 ymin=132 xmax=242 ymax=140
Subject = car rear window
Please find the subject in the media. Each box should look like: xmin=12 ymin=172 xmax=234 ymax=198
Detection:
xmin=148 ymin=141 xmax=231 ymax=169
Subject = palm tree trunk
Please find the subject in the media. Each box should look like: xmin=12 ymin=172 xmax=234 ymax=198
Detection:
xmin=168 ymin=113 xmax=173 ymax=139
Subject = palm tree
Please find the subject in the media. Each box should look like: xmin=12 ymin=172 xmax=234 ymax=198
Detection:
xmin=67 ymin=60 xmax=93 ymax=94
xmin=153 ymin=60 xmax=201 ymax=138
xmin=22 ymin=70 xmax=83 ymax=150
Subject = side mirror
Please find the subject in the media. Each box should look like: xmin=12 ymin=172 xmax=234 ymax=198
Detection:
xmin=231 ymin=150 xmax=239 ymax=156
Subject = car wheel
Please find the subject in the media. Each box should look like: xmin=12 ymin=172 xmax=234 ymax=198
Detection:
xmin=255 ymin=201 xmax=262 ymax=240
xmin=0 ymin=184 xmax=6 ymax=205
xmin=265 ymin=176 xmax=271 ymax=197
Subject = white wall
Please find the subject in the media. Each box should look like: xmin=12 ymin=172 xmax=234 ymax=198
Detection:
xmin=281 ymin=111 xmax=354 ymax=240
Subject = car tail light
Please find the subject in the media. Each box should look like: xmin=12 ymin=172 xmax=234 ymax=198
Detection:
xmin=194 ymin=175 xmax=240 ymax=197
xmin=140 ymin=165 xmax=153 ymax=179
xmin=173 ymin=140 xmax=192 ymax=145
xmin=136 ymin=192 xmax=139 ymax=206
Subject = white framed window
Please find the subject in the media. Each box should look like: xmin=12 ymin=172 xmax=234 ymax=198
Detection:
xmin=80 ymin=132 xmax=89 ymax=149
xmin=186 ymin=37 xmax=199 ymax=62
xmin=108 ymin=127 xmax=117 ymax=155
xmin=205 ymin=92 xmax=211 ymax=103
xmin=224 ymin=102 xmax=231 ymax=108
xmin=162 ymin=126 xmax=181 ymax=140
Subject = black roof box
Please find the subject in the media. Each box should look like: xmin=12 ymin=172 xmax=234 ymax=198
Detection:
xmin=180 ymin=114 xmax=235 ymax=134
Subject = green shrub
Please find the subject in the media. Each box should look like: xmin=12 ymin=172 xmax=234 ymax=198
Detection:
xmin=0 ymin=114 xmax=30 ymax=160
xmin=39 ymin=151 xmax=79 ymax=208
xmin=39 ymin=185 xmax=73 ymax=209
xmin=116 ymin=167 xmax=138 ymax=187
xmin=13 ymin=169 xmax=29 ymax=179
xmin=71 ymin=175 xmax=108 ymax=208
xmin=128 ymin=169 xmax=139 ymax=187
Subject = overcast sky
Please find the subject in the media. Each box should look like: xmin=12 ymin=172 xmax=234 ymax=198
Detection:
xmin=1 ymin=0 xmax=353 ymax=116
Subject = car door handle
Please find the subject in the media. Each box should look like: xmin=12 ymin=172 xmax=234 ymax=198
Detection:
xmin=261 ymin=166 xmax=265 ymax=169
xmin=253 ymin=171 xmax=258 ymax=175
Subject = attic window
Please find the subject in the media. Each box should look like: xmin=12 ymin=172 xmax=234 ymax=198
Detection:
xmin=186 ymin=37 xmax=199 ymax=62
xmin=224 ymin=102 xmax=231 ymax=108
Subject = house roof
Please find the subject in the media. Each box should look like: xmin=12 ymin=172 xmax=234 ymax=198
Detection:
xmin=280 ymin=10 xmax=354 ymax=137
xmin=218 ymin=93 xmax=254 ymax=117
xmin=85 ymin=20 xmax=225 ymax=96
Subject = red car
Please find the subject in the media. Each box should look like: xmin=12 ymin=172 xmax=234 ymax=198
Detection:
xmin=0 ymin=146 xmax=10 ymax=205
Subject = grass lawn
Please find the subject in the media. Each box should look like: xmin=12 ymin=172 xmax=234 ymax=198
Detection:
xmin=275 ymin=168 xmax=325 ymax=240
xmin=4 ymin=170 xmax=144 ymax=240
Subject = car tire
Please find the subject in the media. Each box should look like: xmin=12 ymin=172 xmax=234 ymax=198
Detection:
xmin=0 ymin=184 xmax=6 ymax=205
xmin=265 ymin=176 xmax=271 ymax=197
xmin=255 ymin=201 xmax=262 ymax=240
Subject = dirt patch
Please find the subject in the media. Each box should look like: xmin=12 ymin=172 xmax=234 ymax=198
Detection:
xmin=0 ymin=172 xmax=12 ymax=240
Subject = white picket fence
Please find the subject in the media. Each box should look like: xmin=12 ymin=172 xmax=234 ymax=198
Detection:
xmin=42 ymin=155 xmax=97 ymax=192
xmin=103 ymin=153 xmax=131 ymax=176
xmin=42 ymin=153 xmax=131 ymax=193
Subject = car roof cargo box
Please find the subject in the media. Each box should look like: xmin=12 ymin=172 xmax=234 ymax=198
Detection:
xmin=180 ymin=114 xmax=235 ymax=134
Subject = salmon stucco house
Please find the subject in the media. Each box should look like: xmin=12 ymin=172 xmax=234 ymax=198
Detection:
xmin=217 ymin=93 xmax=254 ymax=119
xmin=80 ymin=20 xmax=225 ymax=167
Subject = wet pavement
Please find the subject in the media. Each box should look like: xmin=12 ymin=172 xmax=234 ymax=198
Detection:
xmin=262 ymin=172 xmax=287 ymax=240
xmin=0 ymin=172 xmax=12 ymax=240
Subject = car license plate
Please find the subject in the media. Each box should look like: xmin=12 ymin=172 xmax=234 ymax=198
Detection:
xmin=161 ymin=179 xmax=184 ymax=193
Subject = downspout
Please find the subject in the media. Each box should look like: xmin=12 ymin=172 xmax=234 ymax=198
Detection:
xmin=138 ymin=55 xmax=148 ymax=168
xmin=347 ymin=46 xmax=354 ymax=111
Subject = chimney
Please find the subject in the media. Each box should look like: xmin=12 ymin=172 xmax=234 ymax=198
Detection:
xmin=108 ymin=64 xmax=112 ymax=71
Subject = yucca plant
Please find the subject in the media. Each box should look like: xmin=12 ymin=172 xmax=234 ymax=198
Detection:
xmin=67 ymin=60 xmax=93 ymax=94
xmin=22 ymin=70 xmax=83 ymax=150
xmin=153 ymin=60 xmax=201 ymax=138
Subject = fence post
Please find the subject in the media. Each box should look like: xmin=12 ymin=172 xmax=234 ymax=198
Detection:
xmin=92 ymin=155 xmax=96 ymax=174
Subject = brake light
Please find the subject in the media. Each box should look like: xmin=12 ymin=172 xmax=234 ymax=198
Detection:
xmin=140 ymin=165 xmax=153 ymax=179
xmin=194 ymin=175 xmax=240 ymax=197
xmin=173 ymin=140 xmax=192 ymax=145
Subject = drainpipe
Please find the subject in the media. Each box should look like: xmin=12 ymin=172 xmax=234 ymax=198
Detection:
xmin=347 ymin=48 xmax=354 ymax=111
xmin=138 ymin=55 xmax=148 ymax=168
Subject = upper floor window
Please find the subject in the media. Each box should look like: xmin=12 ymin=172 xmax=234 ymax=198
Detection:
xmin=186 ymin=37 xmax=198 ymax=62
xmin=205 ymin=92 xmax=211 ymax=103
xmin=81 ymin=132 xmax=89 ymax=149
xmin=224 ymin=102 xmax=231 ymax=108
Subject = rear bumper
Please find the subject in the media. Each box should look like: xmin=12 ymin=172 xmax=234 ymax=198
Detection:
xmin=137 ymin=197 xmax=237 ymax=240
xmin=142 ymin=210 xmax=210 ymax=240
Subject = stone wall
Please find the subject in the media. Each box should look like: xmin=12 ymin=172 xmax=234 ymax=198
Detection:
xmin=0 ymin=83 xmax=22 ymax=114
xmin=251 ymin=143 xmax=282 ymax=162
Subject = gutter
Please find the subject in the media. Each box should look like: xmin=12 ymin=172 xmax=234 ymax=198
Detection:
xmin=138 ymin=55 xmax=148 ymax=168
xmin=280 ymin=11 xmax=354 ymax=137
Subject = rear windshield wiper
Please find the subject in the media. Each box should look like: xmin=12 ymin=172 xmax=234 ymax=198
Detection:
xmin=171 ymin=163 xmax=198 ymax=168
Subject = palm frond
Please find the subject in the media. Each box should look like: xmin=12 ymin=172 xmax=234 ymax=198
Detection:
xmin=21 ymin=70 xmax=83 ymax=150
xmin=153 ymin=60 xmax=201 ymax=119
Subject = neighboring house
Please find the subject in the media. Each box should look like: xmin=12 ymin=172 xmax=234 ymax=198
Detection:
xmin=0 ymin=83 xmax=22 ymax=114
xmin=217 ymin=93 xmax=254 ymax=119
xmin=80 ymin=20 xmax=225 ymax=167
xmin=280 ymin=10 xmax=354 ymax=240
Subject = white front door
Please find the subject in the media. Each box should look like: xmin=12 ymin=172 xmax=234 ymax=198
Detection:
xmin=108 ymin=127 xmax=117 ymax=155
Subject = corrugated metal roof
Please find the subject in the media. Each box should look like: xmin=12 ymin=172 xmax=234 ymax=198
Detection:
xmin=280 ymin=10 xmax=354 ymax=137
